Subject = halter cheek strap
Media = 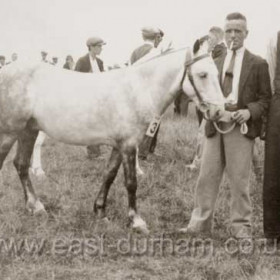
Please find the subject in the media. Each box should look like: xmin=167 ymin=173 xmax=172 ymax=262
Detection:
xmin=179 ymin=53 xmax=210 ymax=103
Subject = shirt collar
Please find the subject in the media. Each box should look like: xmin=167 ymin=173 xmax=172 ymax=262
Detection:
xmin=143 ymin=41 xmax=154 ymax=47
xmin=227 ymin=46 xmax=245 ymax=55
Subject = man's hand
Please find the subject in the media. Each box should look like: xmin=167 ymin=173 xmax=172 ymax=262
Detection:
xmin=231 ymin=109 xmax=251 ymax=124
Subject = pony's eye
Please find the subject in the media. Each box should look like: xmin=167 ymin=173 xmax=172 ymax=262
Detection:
xmin=199 ymin=72 xmax=208 ymax=79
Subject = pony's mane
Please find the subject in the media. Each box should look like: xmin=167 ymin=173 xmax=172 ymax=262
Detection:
xmin=135 ymin=46 xmax=188 ymax=66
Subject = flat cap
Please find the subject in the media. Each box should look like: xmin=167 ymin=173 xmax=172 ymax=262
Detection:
xmin=86 ymin=37 xmax=106 ymax=47
xmin=41 ymin=51 xmax=48 ymax=55
xmin=141 ymin=26 xmax=161 ymax=37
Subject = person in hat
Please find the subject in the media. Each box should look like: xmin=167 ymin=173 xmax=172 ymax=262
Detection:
xmin=130 ymin=26 xmax=164 ymax=159
xmin=41 ymin=51 xmax=48 ymax=63
xmin=130 ymin=26 xmax=162 ymax=65
xmin=50 ymin=57 xmax=58 ymax=66
xmin=208 ymin=26 xmax=227 ymax=59
xmin=63 ymin=55 xmax=75 ymax=70
xmin=75 ymin=36 xmax=105 ymax=73
xmin=0 ymin=56 xmax=6 ymax=69
xmin=75 ymin=36 xmax=106 ymax=159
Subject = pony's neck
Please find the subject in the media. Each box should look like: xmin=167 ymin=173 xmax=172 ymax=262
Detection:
xmin=142 ymin=50 xmax=185 ymax=115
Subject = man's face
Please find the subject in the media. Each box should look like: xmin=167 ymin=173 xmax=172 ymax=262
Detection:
xmin=154 ymin=34 xmax=163 ymax=48
xmin=90 ymin=44 xmax=103 ymax=56
xmin=224 ymin=19 xmax=248 ymax=50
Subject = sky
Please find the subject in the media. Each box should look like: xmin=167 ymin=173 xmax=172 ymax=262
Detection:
xmin=1 ymin=0 xmax=280 ymax=66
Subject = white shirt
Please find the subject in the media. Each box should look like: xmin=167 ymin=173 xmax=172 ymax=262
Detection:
xmin=222 ymin=46 xmax=245 ymax=104
xmin=266 ymin=33 xmax=277 ymax=93
xmin=89 ymin=55 xmax=101 ymax=73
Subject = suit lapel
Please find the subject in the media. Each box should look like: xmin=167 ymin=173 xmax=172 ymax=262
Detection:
xmin=85 ymin=54 xmax=92 ymax=72
xmin=238 ymin=50 xmax=254 ymax=98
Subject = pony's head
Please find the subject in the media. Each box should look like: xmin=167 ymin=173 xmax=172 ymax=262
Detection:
xmin=181 ymin=38 xmax=225 ymax=121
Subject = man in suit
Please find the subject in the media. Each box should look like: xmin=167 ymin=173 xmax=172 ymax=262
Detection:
xmin=75 ymin=36 xmax=106 ymax=159
xmin=208 ymin=26 xmax=227 ymax=59
xmin=263 ymin=31 xmax=280 ymax=244
xmin=130 ymin=27 xmax=163 ymax=159
xmin=180 ymin=12 xmax=271 ymax=238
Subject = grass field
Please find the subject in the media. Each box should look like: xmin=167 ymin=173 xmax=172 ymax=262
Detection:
xmin=0 ymin=104 xmax=279 ymax=280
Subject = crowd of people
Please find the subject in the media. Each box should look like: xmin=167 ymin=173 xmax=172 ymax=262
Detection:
xmin=1 ymin=11 xmax=280 ymax=245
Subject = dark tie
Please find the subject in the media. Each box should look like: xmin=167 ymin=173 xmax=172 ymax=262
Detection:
xmin=223 ymin=51 xmax=236 ymax=97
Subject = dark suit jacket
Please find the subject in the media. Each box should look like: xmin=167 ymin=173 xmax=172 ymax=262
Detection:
xmin=75 ymin=54 xmax=104 ymax=73
xmin=205 ymin=49 xmax=272 ymax=139
xmin=130 ymin=43 xmax=153 ymax=64
xmin=212 ymin=42 xmax=227 ymax=59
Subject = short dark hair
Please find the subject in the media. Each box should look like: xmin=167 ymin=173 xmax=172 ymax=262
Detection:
xmin=0 ymin=55 xmax=5 ymax=60
xmin=226 ymin=12 xmax=247 ymax=22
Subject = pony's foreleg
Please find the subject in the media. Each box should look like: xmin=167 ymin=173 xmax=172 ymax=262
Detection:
xmin=136 ymin=147 xmax=144 ymax=176
xmin=94 ymin=147 xmax=122 ymax=219
xmin=122 ymin=146 xmax=149 ymax=234
xmin=13 ymin=128 xmax=46 ymax=215
xmin=30 ymin=131 xmax=46 ymax=176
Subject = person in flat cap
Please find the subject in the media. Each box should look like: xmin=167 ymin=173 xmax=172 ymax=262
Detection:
xmin=0 ymin=56 xmax=6 ymax=69
xmin=130 ymin=26 xmax=164 ymax=159
xmin=41 ymin=51 xmax=48 ymax=63
xmin=50 ymin=57 xmax=58 ymax=66
xmin=130 ymin=26 xmax=163 ymax=65
xmin=75 ymin=36 xmax=106 ymax=159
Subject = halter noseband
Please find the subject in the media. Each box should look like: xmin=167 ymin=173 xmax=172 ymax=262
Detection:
xmin=180 ymin=53 xmax=210 ymax=103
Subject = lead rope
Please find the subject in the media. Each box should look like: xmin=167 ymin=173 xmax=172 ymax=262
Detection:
xmin=213 ymin=121 xmax=248 ymax=135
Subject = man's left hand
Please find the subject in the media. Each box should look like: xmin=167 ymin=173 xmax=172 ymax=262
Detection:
xmin=231 ymin=109 xmax=251 ymax=124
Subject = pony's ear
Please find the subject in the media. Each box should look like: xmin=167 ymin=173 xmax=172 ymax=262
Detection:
xmin=193 ymin=39 xmax=200 ymax=54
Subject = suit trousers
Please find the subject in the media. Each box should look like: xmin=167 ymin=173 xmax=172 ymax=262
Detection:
xmin=188 ymin=124 xmax=254 ymax=235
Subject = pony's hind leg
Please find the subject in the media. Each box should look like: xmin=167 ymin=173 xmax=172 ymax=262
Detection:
xmin=30 ymin=131 xmax=46 ymax=176
xmin=13 ymin=127 xmax=46 ymax=215
xmin=0 ymin=133 xmax=17 ymax=169
xmin=94 ymin=147 xmax=122 ymax=219
xmin=122 ymin=146 xmax=148 ymax=234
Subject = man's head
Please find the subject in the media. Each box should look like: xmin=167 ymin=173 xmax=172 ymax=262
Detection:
xmin=52 ymin=57 xmax=58 ymax=65
xmin=208 ymin=26 xmax=224 ymax=52
xmin=11 ymin=53 xmax=18 ymax=62
xmin=224 ymin=12 xmax=248 ymax=50
xmin=41 ymin=51 xmax=48 ymax=60
xmin=0 ymin=56 xmax=6 ymax=66
xmin=141 ymin=26 xmax=161 ymax=46
xmin=86 ymin=37 xmax=106 ymax=57
xmin=154 ymin=29 xmax=164 ymax=48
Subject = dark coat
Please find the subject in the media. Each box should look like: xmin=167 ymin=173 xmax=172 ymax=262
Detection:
xmin=263 ymin=93 xmax=280 ymax=238
xmin=130 ymin=43 xmax=153 ymax=65
xmin=205 ymin=49 xmax=272 ymax=139
xmin=75 ymin=54 xmax=104 ymax=73
xmin=212 ymin=42 xmax=227 ymax=59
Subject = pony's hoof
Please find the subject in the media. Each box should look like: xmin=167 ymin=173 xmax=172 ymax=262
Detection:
xmin=26 ymin=199 xmax=47 ymax=216
xmin=131 ymin=216 xmax=149 ymax=235
xmin=136 ymin=167 xmax=145 ymax=176
xmin=101 ymin=217 xmax=110 ymax=224
xmin=132 ymin=224 xmax=150 ymax=235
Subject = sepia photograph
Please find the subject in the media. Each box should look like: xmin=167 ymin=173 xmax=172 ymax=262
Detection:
xmin=0 ymin=0 xmax=280 ymax=279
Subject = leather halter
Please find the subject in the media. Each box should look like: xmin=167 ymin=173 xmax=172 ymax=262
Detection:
xmin=180 ymin=53 xmax=210 ymax=103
